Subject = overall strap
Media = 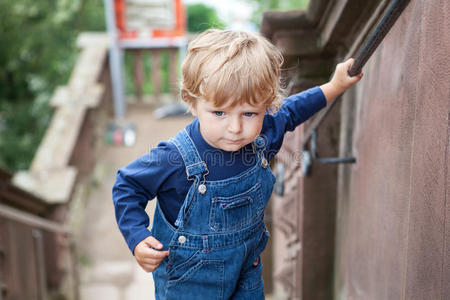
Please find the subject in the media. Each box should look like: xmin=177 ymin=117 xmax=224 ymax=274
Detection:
xmin=170 ymin=129 xmax=209 ymax=181
xmin=170 ymin=129 xmax=208 ymax=228
xmin=252 ymin=135 xmax=269 ymax=168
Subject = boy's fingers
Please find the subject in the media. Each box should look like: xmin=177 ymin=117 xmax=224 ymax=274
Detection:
xmin=142 ymin=253 xmax=168 ymax=264
xmin=353 ymin=71 xmax=363 ymax=80
xmin=139 ymin=247 xmax=170 ymax=259
xmin=150 ymin=249 xmax=169 ymax=258
xmin=140 ymin=263 xmax=158 ymax=273
xmin=343 ymin=58 xmax=355 ymax=72
xmin=142 ymin=249 xmax=169 ymax=261
xmin=144 ymin=236 xmax=164 ymax=249
xmin=141 ymin=257 xmax=160 ymax=265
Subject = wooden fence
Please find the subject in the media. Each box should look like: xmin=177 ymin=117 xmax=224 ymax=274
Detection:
xmin=1 ymin=32 xmax=112 ymax=300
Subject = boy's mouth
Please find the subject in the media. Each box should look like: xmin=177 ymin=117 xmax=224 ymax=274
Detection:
xmin=225 ymin=139 xmax=243 ymax=144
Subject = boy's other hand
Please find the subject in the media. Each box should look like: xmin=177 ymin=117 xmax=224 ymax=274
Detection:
xmin=134 ymin=236 xmax=169 ymax=273
xmin=320 ymin=58 xmax=363 ymax=104
xmin=332 ymin=58 xmax=363 ymax=91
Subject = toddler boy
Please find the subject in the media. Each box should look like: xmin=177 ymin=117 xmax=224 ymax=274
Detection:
xmin=113 ymin=29 xmax=362 ymax=299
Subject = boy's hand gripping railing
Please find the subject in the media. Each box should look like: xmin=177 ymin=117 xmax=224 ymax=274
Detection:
xmin=301 ymin=0 xmax=411 ymax=176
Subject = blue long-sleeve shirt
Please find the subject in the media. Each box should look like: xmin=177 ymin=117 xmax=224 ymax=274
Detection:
xmin=113 ymin=86 xmax=326 ymax=253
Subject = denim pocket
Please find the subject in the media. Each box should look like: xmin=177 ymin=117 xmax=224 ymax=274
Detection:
xmin=238 ymin=257 xmax=264 ymax=291
xmin=166 ymin=248 xmax=201 ymax=278
xmin=238 ymin=228 xmax=269 ymax=291
xmin=166 ymin=248 xmax=224 ymax=299
xmin=209 ymin=182 xmax=263 ymax=231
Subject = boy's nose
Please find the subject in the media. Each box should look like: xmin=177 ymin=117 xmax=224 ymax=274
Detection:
xmin=227 ymin=117 xmax=242 ymax=134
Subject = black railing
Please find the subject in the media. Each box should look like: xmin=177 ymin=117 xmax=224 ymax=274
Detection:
xmin=301 ymin=0 xmax=411 ymax=170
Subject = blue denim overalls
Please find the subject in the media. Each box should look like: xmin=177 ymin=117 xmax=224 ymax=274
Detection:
xmin=150 ymin=129 xmax=275 ymax=299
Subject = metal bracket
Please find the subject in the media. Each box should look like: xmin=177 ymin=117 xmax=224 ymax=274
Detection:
xmin=301 ymin=130 xmax=356 ymax=177
xmin=0 ymin=247 xmax=6 ymax=300
xmin=0 ymin=280 xmax=7 ymax=300
xmin=311 ymin=131 xmax=356 ymax=164
xmin=274 ymin=162 xmax=285 ymax=196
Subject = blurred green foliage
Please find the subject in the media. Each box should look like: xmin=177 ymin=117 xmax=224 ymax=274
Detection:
xmin=186 ymin=4 xmax=225 ymax=33
xmin=0 ymin=0 xmax=105 ymax=171
xmin=124 ymin=50 xmax=173 ymax=96
xmin=250 ymin=0 xmax=309 ymax=26
xmin=259 ymin=0 xmax=309 ymax=10
xmin=250 ymin=0 xmax=309 ymax=11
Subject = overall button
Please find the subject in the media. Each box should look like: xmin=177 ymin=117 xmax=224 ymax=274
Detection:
xmin=178 ymin=235 xmax=187 ymax=244
xmin=254 ymin=136 xmax=265 ymax=147
xmin=261 ymin=157 xmax=268 ymax=168
xmin=198 ymin=184 xmax=207 ymax=194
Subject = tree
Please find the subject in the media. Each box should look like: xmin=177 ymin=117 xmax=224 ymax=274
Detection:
xmin=251 ymin=0 xmax=309 ymax=10
xmin=186 ymin=4 xmax=225 ymax=33
xmin=250 ymin=0 xmax=309 ymax=26
xmin=0 ymin=0 xmax=105 ymax=171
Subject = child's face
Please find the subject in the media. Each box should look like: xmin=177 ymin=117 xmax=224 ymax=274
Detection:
xmin=191 ymin=99 xmax=266 ymax=152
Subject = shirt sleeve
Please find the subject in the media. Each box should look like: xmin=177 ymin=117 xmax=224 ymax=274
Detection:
xmin=112 ymin=141 xmax=182 ymax=254
xmin=262 ymin=86 xmax=327 ymax=159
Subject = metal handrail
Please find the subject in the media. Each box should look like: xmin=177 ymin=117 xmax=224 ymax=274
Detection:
xmin=347 ymin=0 xmax=411 ymax=76
xmin=301 ymin=0 xmax=411 ymax=150
xmin=0 ymin=203 xmax=70 ymax=234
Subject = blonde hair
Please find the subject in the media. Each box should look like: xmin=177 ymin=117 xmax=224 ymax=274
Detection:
xmin=180 ymin=29 xmax=284 ymax=113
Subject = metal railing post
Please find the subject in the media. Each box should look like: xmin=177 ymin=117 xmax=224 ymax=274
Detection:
xmin=32 ymin=229 xmax=48 ymax=300
xmin=104 ymin=0 xmax=126 ymax=120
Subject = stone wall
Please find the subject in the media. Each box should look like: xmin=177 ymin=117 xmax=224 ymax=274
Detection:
xmin=335 ymin=1 xmax=450 ymax=299
xmin=262 ymin=0 xmax=450 ymax=299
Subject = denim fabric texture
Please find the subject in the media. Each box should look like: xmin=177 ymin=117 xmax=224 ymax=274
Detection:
xmin=151 ymin=129 xmax=275 ymax=300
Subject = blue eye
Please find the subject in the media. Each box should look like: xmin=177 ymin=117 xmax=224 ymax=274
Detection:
xmin=214 ymin=111 xmax=225 ymax=117
xmin=243 ymin=112 xmax=256 ymax=117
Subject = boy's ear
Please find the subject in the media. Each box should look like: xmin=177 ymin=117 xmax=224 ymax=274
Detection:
xmin=190 ymin=104 xmax=198 ymax=117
